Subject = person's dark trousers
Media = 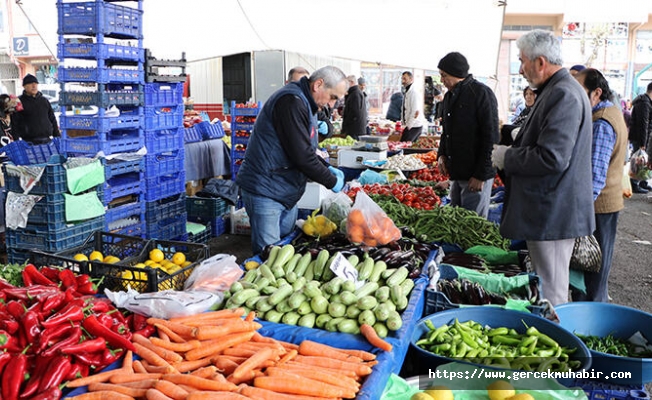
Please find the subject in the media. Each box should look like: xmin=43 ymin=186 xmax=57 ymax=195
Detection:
xmin=400 ymin=126 xmax=423 ymax=142
xmin=583 ymin=212 xmax=619 ymax=302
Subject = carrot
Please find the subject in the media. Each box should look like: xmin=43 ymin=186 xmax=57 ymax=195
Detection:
xmin=186 ymin=391 xmax=250 ymax=400
xmin=133 ymin=333 xmax=184 ymax=363
xmin=283 ymin=361 xmax=359 ymax=378
xmin=133 ymin=360 xmax=148 ymax=374
xmin=143 ymin=363 xmax=173 ymax=374
xmin=360 ymin=323 xmax=393 ymax=352
xmin=267 ymin=366 xmax=359 ymax=392
xmin=194 ymin=320 xmax=261 ymax=340
xmin=66 ymin=391 xmax=136 ymax=400
xmin=148 ymin=318 xmax=196 ymax=338
xmin=233 ymin=347 xmax=278 ymax=380
xmin=277 ymin=340 xmax=299 ymax=351
xmin=150 ymin=337 xmax=201 ymax=352
xmin=66 ymin=368 xmax=122 ymax=388
xmin=173 ymin=357 xmax=214 ymax=373
xmin=162 ymin=373 xmax=238 ymax=391
xmin=298 ymin=340 xmax=363 ymax=363
xmin=178 ymin=384 xmax=198 ymax=393
xmin=154 ymin=379 xmax=190 ymax=400
xmin=169 ymin=308 xmax=245 ymax=324
xmin=110 ymin=373 xmax=163 ymax=384
xmin=119 ymin=379 xmax=159 ymax=389
xmin=222 ymin=347 xmax=258 ymax=358
xmin=190 ymin=365 xmax=218 ymax=379
xmin=251 ymin=332 xmax=277 ymax=343
xmin=254 ymin=374 xmax=356 ymax=399
xmin=185 ymin=331 xmax=255 ymax=361
xmin=145 ymin=388 xmax=174 ymax=400
xmin=158 ymin=330 xmax=170 ymax=342
xmin=87 ymin=382 xmax=148 ymax=398
xmin=133 ymin=342 xmax=178 ymax=373
xmin=228 ymin=369 xmax=257 ymax=385
xmin=155 ymin=323 xmax=186 ymax=343
xmin=265 ymin=368 xmax=357 ymax=396
xmin=337 ymin=348 xmax=376 ymax=361
xmin=293 ymin=355 xmax=373 ymax=376
xmin=235 ymin=341 xmax=285 ymax=352
xmin=212 ymin=357 xmax=240 ymax=375
xmin=244 ymin=310 xmax=256 ymax=322
xmin=122 ymin=350 xmax=134 ymax=372
xmin=214 ymin=355 xmax=248 ymax=364
xmin=239 ymin=385 xmax=338 ymax=400
xmin=278 ymin=349 xmax=298 ymax=364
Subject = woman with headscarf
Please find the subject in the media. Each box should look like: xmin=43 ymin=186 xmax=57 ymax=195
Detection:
xmin=0 ymin=94 xmax=21 ymax=144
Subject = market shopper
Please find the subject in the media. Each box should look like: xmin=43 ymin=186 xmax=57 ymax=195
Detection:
xmin=436 ymin=52 xmax=499 ymax=218
xmin=630 ymin=82 xmax=652 ymax=193
xmin=0 ymin=94 xmax=21 ymax=143
xmin=573 ymin=68 xmax=628 ymax=303
xmin=569 ymin=64 xmax=586 ymax=77
xmin=386 ymin=92 xmax=403 ymax=122
xmin=399 ymin=71 xmax=425 ymax=142
xmin=491 ymin=30 xmax=595 ymax=306
xmin=287 ymin=66 xmax=310 ymax=84
xmin=236 ymin=66 xmax=348 ymax=254
xmin=341 ymin=75 xmax=368 ymax=139
xmin=11 ymin=74 xmax=60 ymax=144
xmin=288 ymin=66 xmax=333 ymax=137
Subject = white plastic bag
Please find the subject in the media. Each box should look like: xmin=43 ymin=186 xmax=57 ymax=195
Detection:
xmin=105 ymin=288 xmax=219 ymax=319
xmin=184 ymin=254 xmax=243 ymax=292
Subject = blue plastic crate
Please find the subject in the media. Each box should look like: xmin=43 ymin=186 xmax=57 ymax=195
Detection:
xmin=6 ymin=216 xmax=105 ymax=252
xmin=188 ymin=215 xmax=227 ymax=237
xmin=3 ymin=138 xmax=61 ymax=166
xmin=143 ymin=104 xmax=183 ymax=130
xmin=59 ymin=87 xmax=144 ymax=108
xmin=232 ymin=134 xmax=249 ymax=145
xmin=146 ymin=214 xmax=187 ymax=240
xmin=62 ymin=129 xmax=144 ymax=156
xmin=58 ymin=42 xmax=144 ymax=62
xmin=144 ymin=171 xmax=185 ymax=202
xmin=57 ymin=1 xmax=143 ymax=39
xmin=3 ymin=154 xmax=67 ymax=195
xmin=230 ymin=101 xmax=261 ymax=117
xmin=145 ymin=127 xmax=183 ymax=153
xmin=104 ymin=156 xmax=144 ymax=180
xmin=231 ymin=122 xmax=254 ymax=131
xmin=143 ymin=150 xmax=184 ymax=178
xmin=573 ymin=379 xmax=650 ymax=400
xmin=186 ymin=196 xmax=228 ymax=218
xmin=173 ymin=233 xmax=190 ymax=242
xmin=105 ymin=197 xmax=145 ymax=224
xmin=197 ymin=121 xmax=224 ymax=140
xmin=24 ymin=186 xmax=104 ymax=225
xmin=145 ymin=193 xmax=186 ymax=222
xmin=109 ymin=220 xmax=146 ymax=238
xmin=144 ymin=82 xmax=184 ymax=107
xmin=103 ymin=173 xmax=144 ymax=203
xmin=59 ymin=108 xmax=142 ymax=131
xmin=184 ymin=126 xmax=202 ymax=143
xmin=58 ymin=66 xmax=144 ymax=84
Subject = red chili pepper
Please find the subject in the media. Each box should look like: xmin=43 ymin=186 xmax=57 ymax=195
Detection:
xmin=6 ymin=300 xmax=26 ymax=319
xmin=0 ymin=279 xmax=16 ymax=291
xmin=0 ymin=351 xmax=12 ymax=375
xmin=41 ymin=291 xmax=65 ymax=315
xmin=18 ymin=354 xmax=50 ymax=399
xmin=83 ymin=314 xmax=135 ymax=352
xmin=22 ymin=264 xmax=56 ymax=286
xmin=97 ymin=312 xmax=114 ymax=328
xmin=39 ymin=266 xmax=61 ymax=283
xmin=89 ymin=298 xmax=111 ymax=314
xmin=63 ymin=286 xmax=81 ymax=303
xmin=37 ymin=323 xmax=78 ymax=353
xmin=57 ymin=269 xmax=77 ymax=291
xmin=75 ymin=274 xmax=91 ymax=287
xmin=21 ymin=311 xmax=41 ymax=344
xmin=65 ymin=361 xmax=89 ymax=381
xmin=100 ymin=347 xmax=124 ymax=368
xmin=26 ymin=386 xmax=61 ymax=400
xmin=37 ymin=355 xmax=71 ymax=393
xmin=111 ymin=321 xmax=129 ymax=336
xmin=41 ymin=304 xmax=85 ymax=329
xmin=60 ymin=336 xmax=106 ymax=355
xmin=134 ymin=325 xmax=156 ymax=338
xmin=41 ymin=327 xmax=81 ymax=358
xmin=21 ymin=269 xmax=33 ymax=286
xmin=73 ymin=351 xmax=106 ymax=368
xmin=2 ymin=347 xmax=29 ymax=400
xmin=132 ymin=313 xmax=149 ymax=331
xmin=76 ymin=281 xmax=97 ymax=295
xmin=0 ymin=318 xmax=20 ymax=335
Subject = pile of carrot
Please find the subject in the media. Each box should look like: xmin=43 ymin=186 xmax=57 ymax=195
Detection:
xmin=66 ymin=308 xmax=377 ymax=400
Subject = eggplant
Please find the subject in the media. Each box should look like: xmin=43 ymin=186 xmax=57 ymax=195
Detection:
xmin=408 ymin=267 xmax=422 ymax=279
xmin=371 ymin=247 xmax=392 ymax=261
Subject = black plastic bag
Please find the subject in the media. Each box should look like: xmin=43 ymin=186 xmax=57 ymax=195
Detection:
xmin=569 ymin=235 xmax=602 ymax=273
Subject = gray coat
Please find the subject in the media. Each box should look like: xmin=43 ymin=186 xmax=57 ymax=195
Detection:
xmin=500 ymin=68 xmax=595 ymax=240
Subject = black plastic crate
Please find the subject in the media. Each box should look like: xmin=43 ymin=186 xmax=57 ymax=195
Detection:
xmin=88 ymin=238 xmax=207 ymax=293
xmin=146 ymin=213 xmax=187 ymax=240
xmin=55 ymin=230 xmax=149 ymax=268
xmin=186 ymin=196 xmax=228 ymax=218
xmin=187 ymin=223 xmax=211 ymax=244
xmin=29 ymin=250 xmax=88 ymax=275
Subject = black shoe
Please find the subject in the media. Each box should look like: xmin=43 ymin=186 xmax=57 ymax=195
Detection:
xmin=633 ymin=184 xmax=649 ymax=194
xmin=641 ymin=181 xmax=651 ymax=190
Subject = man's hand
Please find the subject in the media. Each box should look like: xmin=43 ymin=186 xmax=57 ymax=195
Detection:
xmin=317 ymin=121 xmax=328 ymax=135
xmin=491 ymin=144 xmax=509 ymax=170
xmin=468 ymin=177 xmax=484 ymax=193
xmin=328 ymin=166 xmax=345 ymax=193
xmin=437 ymin=155 xmax=449 ymax=176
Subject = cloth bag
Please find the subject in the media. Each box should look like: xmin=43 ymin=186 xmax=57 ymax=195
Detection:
xmin=569 ymin=235 xmax=602 ymax=273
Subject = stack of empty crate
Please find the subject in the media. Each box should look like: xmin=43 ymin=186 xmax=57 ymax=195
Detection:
xmin=143 ymin=53 xmax=187 ymax=240
xmin=57 ymin=0 xmax=146 ymax=237
xmin=3 ymin=140 xmax=105 ymax=263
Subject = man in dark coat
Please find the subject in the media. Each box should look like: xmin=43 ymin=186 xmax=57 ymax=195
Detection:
xmin=11 ymin=74 xmax=60 ymax=144
xmin=341 ymin=75 xmax=368 ymax=139
xmin=386 ymin=92 xmax=403 ymax=122
xmin=631 ymin=82 xmax=652 ymax=192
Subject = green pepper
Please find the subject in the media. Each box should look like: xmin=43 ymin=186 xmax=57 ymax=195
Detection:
xmin=491 ymin=335 xmax=521 ymax=346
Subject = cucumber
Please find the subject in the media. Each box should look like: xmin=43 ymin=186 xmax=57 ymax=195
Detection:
xmin=400 ymin=278 xmax=415 ymax=296
xmin=271 ymin=264 xmax=284 ymax=279
xmin=325 ymin=317 xmax=345 ymax=332
xmin=255 ymin=297 xmax=273 ymax=313
xmin=369 ymin=260 xmax=387 ymax=282
xmin=240 ymin=281 xmax=257 ymax=290
xmin=310 ymin=295 xmax=329 ymax=315
xmin=396 ymin=296 xmax=409 ymax=311
xmin=253 ymin=276 xmax=270 ymax=291
xmin=357 ymin=257 xmax=374 ymax=281
xmin=373 ymin=322 xmax=389 ymax=338
xmin=339 ymin=291 xmax=358 ymax=306
xmin=276 ymin=278 xmax=289 ymax=287
xmin=374 ymin=303 xmax=391 ymax=322
xmin=324 ymin=277 xmax=343 ymax=295
xmin=304 ymin=260 xmax=315 ymax=281
xmin=261 ymin=285 xmax=276 ymax=295
xmin=268 ymin=284 xmax=293 ymax=306
xmin=381 ymin=268 xmax=397 ymax=280
xmin=375 ymin=286 xmax=390 ymax=303
xmin=382 ymin=301 xmax=397 ymax=312
xmin=296 ymin=301 xmax=312 ymax=316
xmin=265 ymin=245 xmax=281 ymax=266
xmin=358 ymin=309 xmax=376 ymax=326
xmin=230 ymin=281 xmax=243 ymax=294
xmin=329 ymin=294 xmax=342 ymax=305
xmin=245 ymin=295 xmax=261 ymax=309
xmin=282 ymin=311 xmax=301 ymax=325
xmin=303 ymin=282 xmax=322 ymax=299
xmin=273 ymin=244 xmax=295 ymax=270
xmin=315 ymin=314 xmax=333 ymax=329
xmin=356 ymin=295 xmax=378 ymax=311
xmin=285 ymin=271 xmax=297 ymax=284
xmin=265 ymin=310 xmax=283 ymax=323
xmin=275 ymin=299 xmax=294 ymax=314
xmin=313 ymin=249 xmax=330 ymax=281
xmin=337 ymin=319 xmax=359 ymax=334
xmin=386 ymin=267 xmax=409 ymax=287
xmin=259 ymin=264 xmax=277 ymax=285
xmin=328 ymin=302 xmax=346 ymax=318
xmin=341 ymin=279 xmax=356 ymax=293
xmin=292 ymin=276 xmax=306 ymax=292
xmin=288 ymin=292 xmax=307 ymax=309
xmin=230 ymin=288 xmax=260 ymax=306
xmin=386 ymin=310 xmax=402 ymax=331
xmin=298 ymin=313 xmax=316 ymax=328
xmin=390 ymin=285 xmax=404 ymax=304
xmin=284 ymin=253 xmax=302 ymax=274
xmin=346 ymin=304 xmax=361 ymax=319
xmin=354 ymin=282 xmax=379 ymax=298
xmin=242 ymin=269 xmax=259 ymax=284
xmin=294 ymin=253 xmax=312 ymax=277
xmin=347 ymin=255 xmax=360 ymax=269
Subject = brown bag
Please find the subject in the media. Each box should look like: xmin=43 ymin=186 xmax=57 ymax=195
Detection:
xmin=569 ymin=235 xmax=602 ymax=273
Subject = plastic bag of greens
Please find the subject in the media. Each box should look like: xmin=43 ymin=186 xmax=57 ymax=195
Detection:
xmin=322 ymin=191 xmax=353 ymax=227
xmin=629 ymin=148 xmax=651 ymax=181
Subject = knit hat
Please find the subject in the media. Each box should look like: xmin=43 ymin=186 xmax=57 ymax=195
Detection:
xmin=22 ymin=74 xmax=38 ymax=86
xmin=438 ymin=52 xmax=469 ymax=78
xmin=570 ymin=64 xmax=586 ymax=72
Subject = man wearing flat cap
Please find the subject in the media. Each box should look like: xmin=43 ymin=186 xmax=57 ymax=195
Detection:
xmin=12 ymin=74 xmax=60 ymax=144
xmin=436 ymin=52 xmax=499 ymax=218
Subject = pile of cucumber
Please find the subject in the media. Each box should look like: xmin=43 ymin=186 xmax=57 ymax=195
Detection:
xmin=222 ymin=244 xmax=415 ymax=337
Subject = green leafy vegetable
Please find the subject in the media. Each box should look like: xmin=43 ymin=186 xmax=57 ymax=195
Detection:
xmin=0 ymin=263 xmax=24 ymax=287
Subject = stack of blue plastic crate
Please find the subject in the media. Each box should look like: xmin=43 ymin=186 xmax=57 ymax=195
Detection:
xmin=57 ymin=0 xmax=146 ymax=237
xmin=2 ymin=140 xmax=105 ymax=263
xmin=230 ymin=101 xmax=261 ymax=180
xmin=142 ymin=70 xmax=187 ymax=240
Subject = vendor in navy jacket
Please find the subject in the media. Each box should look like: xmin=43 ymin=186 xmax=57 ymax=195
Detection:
xmin=12 ymin=74 xmax=60 ymax=144
xmin=236 ymin=66 xmax=348 ymax=254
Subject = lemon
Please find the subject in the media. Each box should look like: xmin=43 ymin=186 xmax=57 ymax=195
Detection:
xmin=150 ymin=263 xmax=163 ymax=270
xmin=181 ymin=261 xmax=192 ymax=267
xmin=73 ymin=253 xmax=89 ymax=261
xmin=143 ymin=260 xmax=155 ymax=266
xmin=89 ymin=251 xmax=104 ymax=261
xmin=506 ymin=394 xmax=534 ymax=400
xmin=172 ymin=252 xmax=186 ymax=266
xmin=149 ymin=248 xmax=165 ymax=263
xmin=134 ymin=263 xmax=147 ymax=269
xmin=166 ymin=265 xmax=182 ymax=274
xmin=424 ymin=386 xmax=454 ymax=400
xmin=487 ymin=380 xmax=516 ymax=400
xmin=411 ymin=394 xmax=435 ymax=400
xmin=245 ymin=260 xmax=260 ymax=270
xmin=103 ymin=255 xmax=120 ymax=264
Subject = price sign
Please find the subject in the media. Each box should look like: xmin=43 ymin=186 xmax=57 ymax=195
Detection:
xmin=330 ymin=253 xmax=364 ymax=288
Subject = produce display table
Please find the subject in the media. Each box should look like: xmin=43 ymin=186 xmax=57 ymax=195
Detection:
xmin=183 ymin=138 xmax=231 ymax=181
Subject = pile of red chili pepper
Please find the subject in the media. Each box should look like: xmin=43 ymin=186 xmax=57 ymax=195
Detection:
xmin=0 ymin=264 xmax=151 ymax=400
xmin=348 ymin=183 xmax=441 ymax=210
xmin=408 ymin=166 xmax=448 ymax=182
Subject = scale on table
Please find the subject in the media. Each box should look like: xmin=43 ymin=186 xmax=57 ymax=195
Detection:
xmin=338 ymin=135 xmax=388 ymax=169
